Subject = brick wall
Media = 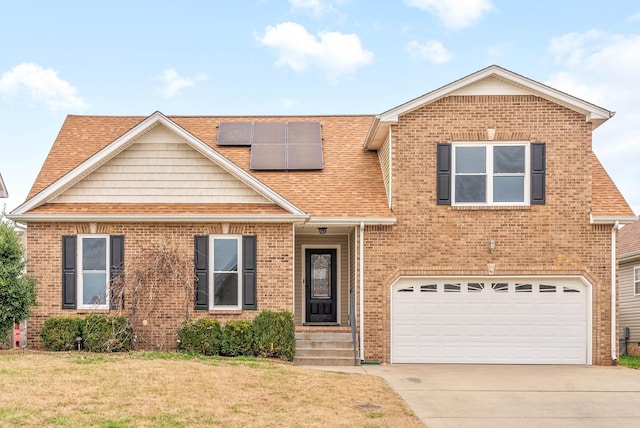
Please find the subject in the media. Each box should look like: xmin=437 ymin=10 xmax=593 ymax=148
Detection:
xmin=362 ymin=95 xmax=615 ymax=365
xmin=26 ymin=222 xmax=293 ymax=350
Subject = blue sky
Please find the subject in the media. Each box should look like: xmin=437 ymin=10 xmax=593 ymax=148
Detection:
xmin=1 ymin=0 xmax=639 ymax=214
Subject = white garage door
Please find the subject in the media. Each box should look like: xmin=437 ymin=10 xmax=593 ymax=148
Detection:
xmin=392 ymin=278 xmax=588 ymax=364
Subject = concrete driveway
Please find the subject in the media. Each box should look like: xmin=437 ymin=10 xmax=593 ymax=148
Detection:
xmin=318 ymin=364 xmax=640 ymax=427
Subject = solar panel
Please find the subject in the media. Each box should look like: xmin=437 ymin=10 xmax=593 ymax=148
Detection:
xmin=287 ymin=122 xmax=321 ymax=145
xmin=252 ymin=122 xmax=286 ymax=145
xmin=249 ymin=144 xmax=287 ymax=170
xmin=239 ymin=121 xmax=324 ymax=170
xmin=287 ymin=143 xmax=324 ymax=170
xmin=216 ymin=122 xmax=252 ymax=146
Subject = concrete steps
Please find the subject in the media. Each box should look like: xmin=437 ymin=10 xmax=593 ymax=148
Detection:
xmin=294 ymin=331 xmax=358 ymax=366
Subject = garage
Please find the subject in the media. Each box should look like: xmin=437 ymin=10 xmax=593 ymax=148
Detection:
xmin=391 ymin=277 xmax=590 ymax=364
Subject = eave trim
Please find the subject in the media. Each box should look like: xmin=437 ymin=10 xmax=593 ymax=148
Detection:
xmin=590 ymin=214 xmax=638 ymax=225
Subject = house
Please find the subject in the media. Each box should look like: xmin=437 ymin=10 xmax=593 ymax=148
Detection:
xmin=618 ymin=217 xmax=640 ymax=356
xmin=10 ymin=65 xmax=636 ymax=365
xmin=0 ymin=172 xmax=7 ymax=198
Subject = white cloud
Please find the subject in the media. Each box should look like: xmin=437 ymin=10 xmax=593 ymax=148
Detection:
xmin=257 ymin=22 xmax=374 ymax=83
xmin=406 ymin=40 xmax=452 ymax=63
xmin=289 ymin=0 xmax=336 ymax=17
xmin=546 ymin=31 xmax=640 ymax=214
xmin=405 ymin=0 xmax=494 ymax=30
xmin=156 ymin=68 xmax=207 ymax=98
xmin=629 ymin=12 xmax=640 ymax=22
xmin=0 ymin=62 xmax=86 ymax=111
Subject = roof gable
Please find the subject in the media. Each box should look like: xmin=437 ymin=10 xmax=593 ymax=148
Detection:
xmin=364 ymin=65 xmax=614 ymax=150
xmin=12 ymin=112 xmax=306 ymax=217
xmin=50 ymin=123 xmax=270 ymax=205
xmin=0 ymin=172 xmax=7 ymax=198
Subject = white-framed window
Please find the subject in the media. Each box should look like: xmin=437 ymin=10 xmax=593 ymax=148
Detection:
xmin=209 ymin=236 xmax=242 ymax=310
xmin=78 ymin=235 xmax=110 ymax=309
xmin=452 ymin=142 xmax=530 ymax=205
xmin=635 ymin=266 xmax=640 ymax=296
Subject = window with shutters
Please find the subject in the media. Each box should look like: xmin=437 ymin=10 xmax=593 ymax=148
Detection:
xmin=210 ymin=236 xmax=242 ymax=309
xmin=635 ymin=266 xmax=640 ymax=296
xmin=452 ymin=142 xmax=530 ymax=206
xmin=78 ymin=235 xmax=110 ymax=309
xmin=194 ymin=235 xmax=257 ymax=311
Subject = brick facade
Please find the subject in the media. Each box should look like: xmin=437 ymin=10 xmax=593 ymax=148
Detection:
xmin=26 ymin=222 xmax=293 ymax=350
xmin=360 ymin=95 xmax=615 ymax=365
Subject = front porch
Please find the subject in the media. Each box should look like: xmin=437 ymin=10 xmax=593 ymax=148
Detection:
xmin=293 ymin=225 xmax=359 ymax=365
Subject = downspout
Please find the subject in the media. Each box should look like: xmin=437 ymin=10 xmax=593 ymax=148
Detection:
xmin=611 ymin=221 xmax=619 ymax=362
xmin=359 ymin=221 xmax=365 ymax=362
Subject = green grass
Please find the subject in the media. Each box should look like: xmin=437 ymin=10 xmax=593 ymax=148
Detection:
xmin=619 ymin=354 xmax=640 ymax=369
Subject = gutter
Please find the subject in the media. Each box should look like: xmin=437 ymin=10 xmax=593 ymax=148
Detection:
xmin=7 ymin=213 xmax=310 ymax=223
xmin=589 ymin=213 xmax=637 ymax=225
xmin=359 ymin=221 xmax=365 ymax=362
xmin=611 ymin=221 xmax=619 ymax=362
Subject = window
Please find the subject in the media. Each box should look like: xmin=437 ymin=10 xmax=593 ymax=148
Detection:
xmin=452 ymin=143 xmax=529 ymax=205
xmin=635 ymin=267 xmax=640 ymax=296
xmin=78 ymin=235 xmax=109 ymax=309
xmin=211 ymin=237 xmax=241 ymax=309
xmin=61 ymin=235 xmax=124 ymax=310
xmin=194 ymin=235 xmax=257 ymax=311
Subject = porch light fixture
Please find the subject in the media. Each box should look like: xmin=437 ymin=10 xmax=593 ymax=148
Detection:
xmin=318 ymin=227 xmax=327 ymax=235
xmin=489 ymin=239 xmax=495 ymax=254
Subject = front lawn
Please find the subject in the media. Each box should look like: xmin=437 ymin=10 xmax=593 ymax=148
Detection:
xmin=0 ymin=352 xmax=423 ymax=427
xmin=619 ymin=354 xmax=640 ymax=369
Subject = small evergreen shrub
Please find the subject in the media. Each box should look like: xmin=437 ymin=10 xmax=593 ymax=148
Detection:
xmin=220 ymin=320 xmax=254 ymax=357
xmin=177 ymin=318 xmax=222 ymax=356
xmin=40 ymin=317 xmax=83 ymax=351
xmin=252 ymin=310 xmax=295 ymax=361
xmin=81 ymin=314 xmax=132 ymax=352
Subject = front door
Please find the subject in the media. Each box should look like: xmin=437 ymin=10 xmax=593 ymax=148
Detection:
xmin=305 ymin=248 xmax=337 ymax=323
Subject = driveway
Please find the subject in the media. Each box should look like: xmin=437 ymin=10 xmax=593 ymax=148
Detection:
xmin=316 ymin=364 xmax=640 ymax=427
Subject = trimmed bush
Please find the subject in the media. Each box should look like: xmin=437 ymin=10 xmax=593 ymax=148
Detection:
xmin=252 ymin=310 xmax=295 ymax=361
xmin=40 ymin=317 xmax=83 ymax=351
xmin=178 ymin=318 xmax=222 ymax=356
xmin=220 ymin=320 xmax=253 ymax=357
xmin=81 ymin=314 xmax=132 ymax=352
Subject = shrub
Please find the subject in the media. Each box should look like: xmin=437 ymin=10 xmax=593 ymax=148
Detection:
xmin=40 ymin=317 xmax=83 ymax=351
xmin=81 ymin=314 xmax=132 ymax=352
xmin=220 ymin=320 xmax=253 ymax=357
xmin=252 ymin=310 xmax=295 ymax=361
xmin=177 ymin=318 xmax=222 ymax=356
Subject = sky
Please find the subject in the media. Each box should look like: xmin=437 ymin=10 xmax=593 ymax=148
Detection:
xmin=0 ymin=0 xmax=639 ymax=215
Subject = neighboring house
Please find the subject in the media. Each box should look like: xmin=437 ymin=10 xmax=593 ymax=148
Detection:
xmin=9 ymin=65 xmax=636 ymax=365
xmin=0 ymin=172 xmax=7 ymax=198
xmin=618 ymin=216 xmax=640 ymax=356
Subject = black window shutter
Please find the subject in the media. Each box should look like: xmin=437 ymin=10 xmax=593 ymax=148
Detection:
xmin=242 ymin=235 xmax=257 ymax=310
xmin=110 ymin=235 xmax=125 ymax=310
xmin=531 ymin=143 xmax=546 ymax=205
xmin=436 ymin=143 xmax=452 ymax=205
xmin=194 ymin=236 xmax=209 ymax=310
xmin=62 ymin=235 xmax=77 ymax=309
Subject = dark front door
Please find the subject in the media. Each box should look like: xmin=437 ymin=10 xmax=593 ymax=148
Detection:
xmin=305 ymin=248 xmax=337 ymax=323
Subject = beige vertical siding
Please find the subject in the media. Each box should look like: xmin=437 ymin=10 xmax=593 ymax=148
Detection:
xmin=53 ymin=125 xmax=268 ymax=204
xmin=378 ymin=134 xmax=391 ymax=207
xmin=294 ymin=234 xmax=349 ymax=326
xmin=620 ymin=261 xmax=640 ymax=342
